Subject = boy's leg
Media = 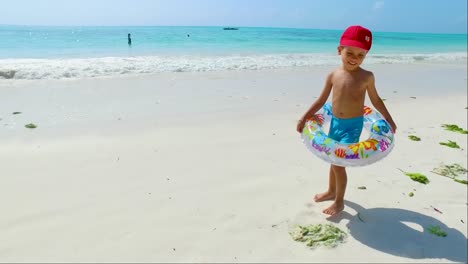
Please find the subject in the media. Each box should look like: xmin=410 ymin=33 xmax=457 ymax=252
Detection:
xmin=314 ymin=166 xmax=337 ymax=202
xmin=323 ymin=165 xmax=347 ymax=215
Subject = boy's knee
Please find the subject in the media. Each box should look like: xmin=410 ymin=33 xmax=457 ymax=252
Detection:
xmin=332 ymin=165 xmax=346 ymax=173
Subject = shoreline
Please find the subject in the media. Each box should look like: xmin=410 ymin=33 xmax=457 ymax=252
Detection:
xmin=1 ymin=53 xmax=466 ymax=80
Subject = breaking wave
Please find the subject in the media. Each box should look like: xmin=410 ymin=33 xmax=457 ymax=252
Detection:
xmin=1 ymin=52 xmax=466 ymax=80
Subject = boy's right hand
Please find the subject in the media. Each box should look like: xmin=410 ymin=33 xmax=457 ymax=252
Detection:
xmin=296 ymin=119 xmax=306 ymax=134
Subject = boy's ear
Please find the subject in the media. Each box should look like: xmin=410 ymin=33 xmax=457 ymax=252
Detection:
xmin=337 ymin=46 xmax=343 ymax=55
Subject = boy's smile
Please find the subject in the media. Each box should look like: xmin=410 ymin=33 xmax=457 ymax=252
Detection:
xmin=338 ymin=46 xmax=367 ymax=70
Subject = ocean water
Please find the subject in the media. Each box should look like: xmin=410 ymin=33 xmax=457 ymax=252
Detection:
xmin=0 ymin=25 xmax=466 ymax=80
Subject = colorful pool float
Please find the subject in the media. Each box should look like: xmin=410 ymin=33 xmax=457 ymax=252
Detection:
xmin=301 ymin=103 xmax=395 ymax=167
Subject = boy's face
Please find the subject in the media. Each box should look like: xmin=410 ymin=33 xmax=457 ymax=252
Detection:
xmin=337 ymin=46 xmax=367 ymax=71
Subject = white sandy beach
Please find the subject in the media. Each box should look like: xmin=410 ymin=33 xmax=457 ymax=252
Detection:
xmin=0 ymin=64 xmax=467 ymax=263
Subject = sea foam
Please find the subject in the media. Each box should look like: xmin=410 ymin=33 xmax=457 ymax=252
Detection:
xmin=0 ymin=52 xmax=466 ymax=80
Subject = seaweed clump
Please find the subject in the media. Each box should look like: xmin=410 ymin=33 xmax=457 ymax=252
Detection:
xmin=289 ymin=224 xmax=347 ymax=248
xmin=441 ymin=124 xmax=468 ymax=134
xmin=439 ymin=140 xmax=460 ymax=149
xmin=408 ymin=135 xmax=421 ymax=141
xmin=427 ymin=225 xmax=447 ymax=237
xmin=398 ymin=169 xmax=430 ymax=184
xmin=431 ymin=163 xmax=468 ymax=185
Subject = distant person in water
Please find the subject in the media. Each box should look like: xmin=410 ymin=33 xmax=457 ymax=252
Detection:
xmin=128 ymin=33 xmax=132 ymax=46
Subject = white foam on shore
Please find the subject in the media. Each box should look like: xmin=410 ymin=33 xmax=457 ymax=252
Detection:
xmin=0 ymin=52 xmax=466 ymax=80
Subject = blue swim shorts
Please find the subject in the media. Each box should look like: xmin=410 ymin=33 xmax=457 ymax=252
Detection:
xmin=328 ymin=115 xmax=364 ymax=144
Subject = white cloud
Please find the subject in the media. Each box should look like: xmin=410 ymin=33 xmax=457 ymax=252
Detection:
xmin=373 ymin=1 xmax=384 ymax=10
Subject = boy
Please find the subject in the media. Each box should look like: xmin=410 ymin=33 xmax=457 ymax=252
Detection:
xmin=296 ymin=25 xmax=397 ymax=216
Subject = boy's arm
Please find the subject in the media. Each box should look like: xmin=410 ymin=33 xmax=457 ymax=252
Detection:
xmin=296 ymin=72 xmax=333 ymax=133
xmin=367 ymin=73 xmax=397 ymax=133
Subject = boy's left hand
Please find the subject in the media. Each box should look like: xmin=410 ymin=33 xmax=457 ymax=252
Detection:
xmin=296 ymin=119 xmax=306 ymax=133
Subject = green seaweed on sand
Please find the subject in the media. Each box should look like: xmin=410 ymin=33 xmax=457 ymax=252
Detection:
xmin=409 ymin=192 xmax=414 ymax=197
xmin=441 ymin=124 xmax=468 ymax=134
xmin=432 ymin=163 xmax=467 ymax=176
xmin=454 ymin=179 xmax=468 ymax=184
xmin=407 ymin=173 xmax=429 ymax=184
xmin=398 ymin=168 xmax=429 ymax=184
xmin=439 ymin=140 xmax=460 ymax=149
xmin=408 ymin=135 xmax=421 ymax=141
xmin=25 ymin=123 xmax=37 ymax=129
xmin=431 ymin=163 xmax=468 ymax=185
xmin=427 ymin=225 xmax=447 ymax=237
xmin=289 ymin=224 xmax=347 ymax=248
xmin=12 ymin=112 xmax=22 ymax=115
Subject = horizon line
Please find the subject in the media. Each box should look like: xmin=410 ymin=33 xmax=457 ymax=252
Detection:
xmin=0 ymin=24 xmax=466 ymax=35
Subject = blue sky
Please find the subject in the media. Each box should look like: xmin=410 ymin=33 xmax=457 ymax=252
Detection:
xmin=1 ymin=0 xmax=466 ymax=33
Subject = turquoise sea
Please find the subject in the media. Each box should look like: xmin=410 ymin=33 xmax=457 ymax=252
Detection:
xmin=0 ymin=25 xmax=466 ymax=79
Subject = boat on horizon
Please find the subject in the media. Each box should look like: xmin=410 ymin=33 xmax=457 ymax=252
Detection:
xmin=223 ymin=27 xmax=239 ymax=30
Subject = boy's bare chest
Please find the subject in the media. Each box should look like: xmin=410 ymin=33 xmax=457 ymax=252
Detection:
xmin=333 ymin=77 xmax=366 ymax=93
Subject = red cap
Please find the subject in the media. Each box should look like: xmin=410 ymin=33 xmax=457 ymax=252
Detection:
xmin=340 ymin=25 xmax=372 ymax=51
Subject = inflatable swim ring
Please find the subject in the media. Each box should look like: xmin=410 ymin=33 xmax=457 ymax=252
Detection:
xmin=301 ymin=103 xmax=394 ymax=167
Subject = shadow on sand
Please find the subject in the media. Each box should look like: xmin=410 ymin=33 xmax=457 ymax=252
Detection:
xmin=327 ymin=201 xmax=467 ymax=262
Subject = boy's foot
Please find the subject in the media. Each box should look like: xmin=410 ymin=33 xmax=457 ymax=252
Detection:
xmin=322 ymin=201 xmax=344 ymax=216
xmin=314 ymin=191 xmax=335 ymax=202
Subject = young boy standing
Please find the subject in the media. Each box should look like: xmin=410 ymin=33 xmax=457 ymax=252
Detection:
xmin=296 ymin=25 xmax=397 ymax=216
